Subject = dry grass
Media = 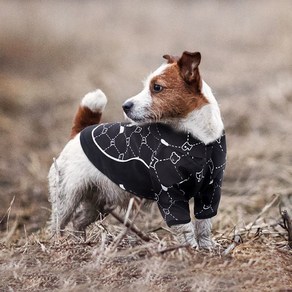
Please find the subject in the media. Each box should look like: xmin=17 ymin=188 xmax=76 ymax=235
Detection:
xmin=0 ymin=1 xmax=291 ymax=291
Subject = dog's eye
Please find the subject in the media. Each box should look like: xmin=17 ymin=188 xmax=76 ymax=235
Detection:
xmin=153 ymin=84 xmax=163 ymax=93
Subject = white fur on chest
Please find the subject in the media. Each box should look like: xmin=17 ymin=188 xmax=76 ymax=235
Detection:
xmin=178 ymin=81 xmax=224 ymax=144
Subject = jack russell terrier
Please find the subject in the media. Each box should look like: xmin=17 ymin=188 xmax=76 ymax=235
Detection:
xmin=48 ymin=51 xmax=226 ymax=249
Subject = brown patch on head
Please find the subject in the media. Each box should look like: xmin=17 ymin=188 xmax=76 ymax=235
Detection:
xmin=148 ymin=52 xmax=208 ymax=120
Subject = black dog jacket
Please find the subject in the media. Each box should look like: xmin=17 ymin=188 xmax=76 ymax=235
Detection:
xmin=80 ymin=122 xmax=226 ymax=226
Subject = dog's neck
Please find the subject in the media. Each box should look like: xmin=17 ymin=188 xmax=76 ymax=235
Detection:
xmin=175 ymin=81 xmax=224 ymax=144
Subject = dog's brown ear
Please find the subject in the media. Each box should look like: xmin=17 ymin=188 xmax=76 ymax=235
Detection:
xmin=178 ymin=51 xmax=201 ymax=86
xmin=163 ymin=54 xmax=179 ymax=64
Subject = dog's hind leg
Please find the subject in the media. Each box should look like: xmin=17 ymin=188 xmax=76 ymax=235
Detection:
xmin=71 ymin=191 xmax=108 ymax=239
xmin=49 ymin=133 xmax=115 ymax=237
xmin=58 ymin=190 xmax=84 ymax=236
xmin=48 ymin=161 xmax=61 ymax=235
xmin=48 ymin=141 xmax=91 ymax=236
xmin=48 ymin=160 xmax=84 ymax=236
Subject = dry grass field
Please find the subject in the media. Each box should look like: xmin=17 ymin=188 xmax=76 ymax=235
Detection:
xmin=0 ymin=1 xmax=291 ymax=291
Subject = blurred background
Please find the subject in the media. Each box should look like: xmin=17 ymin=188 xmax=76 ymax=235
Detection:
xmin=0 ymin=0 xmax=291 ymax=236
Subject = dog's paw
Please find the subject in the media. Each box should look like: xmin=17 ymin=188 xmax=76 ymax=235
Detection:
xmin=81 ymin=89 xmax=107 ymax=112
xmin=170 ymin=222 xmax=198 ymax=248
xmin=197 ymin=236 xmax=218 ymax=250
xmin=194 ymin=218 xmax=217 ymax=250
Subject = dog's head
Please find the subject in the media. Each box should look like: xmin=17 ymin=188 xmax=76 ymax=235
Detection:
xmin=122 ymin=51 xmax=209 ymax=123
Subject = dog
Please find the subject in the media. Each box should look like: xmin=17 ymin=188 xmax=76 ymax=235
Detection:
xmin=48 ymin=51 xmax=226 ymax=249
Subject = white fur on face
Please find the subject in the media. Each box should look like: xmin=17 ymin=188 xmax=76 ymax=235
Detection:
xmin=123 ymin=63 xmax=170 ymax=122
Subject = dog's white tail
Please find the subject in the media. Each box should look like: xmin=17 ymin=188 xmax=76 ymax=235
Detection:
xmin=70 ymin=89 xmax=107 ymax=138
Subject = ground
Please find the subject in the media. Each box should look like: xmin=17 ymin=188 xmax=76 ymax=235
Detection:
xmin=0 ymin=1 xmax=291 ymax=291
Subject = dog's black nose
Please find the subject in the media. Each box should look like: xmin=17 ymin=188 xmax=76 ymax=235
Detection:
xmin=122 ymin=101 xmax=134 ymax=113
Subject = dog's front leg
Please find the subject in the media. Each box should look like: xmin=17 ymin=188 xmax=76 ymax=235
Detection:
xmin=194 ymin=218 xmax=216 ymax=249
xmin=170 ymin=222 xmax=198 ymax=248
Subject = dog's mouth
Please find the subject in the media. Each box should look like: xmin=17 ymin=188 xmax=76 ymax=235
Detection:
xmin=123 ymin=107 xmax=153 ymax=123
xmin=122 ymin=99 xmax=159 ymax=123
xmin=130 ymin=117 xmax=145 ymax=122
xmin=124 ymin=113 xmax=149 ymax=123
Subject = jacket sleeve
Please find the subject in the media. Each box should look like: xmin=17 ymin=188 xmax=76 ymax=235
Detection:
xmin=149 ymin=154 xmax=203 ymax=227
xmin=193 ymin=179 xmax=222 ymax=219
xmin=155 ymin=186 xmax=191 ymax=227
xmin=194 ymin=135 xmax=227 ymax=219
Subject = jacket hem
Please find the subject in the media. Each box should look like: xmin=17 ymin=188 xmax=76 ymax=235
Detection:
xmin=195 ymin=211 xmax=217 ymax=220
